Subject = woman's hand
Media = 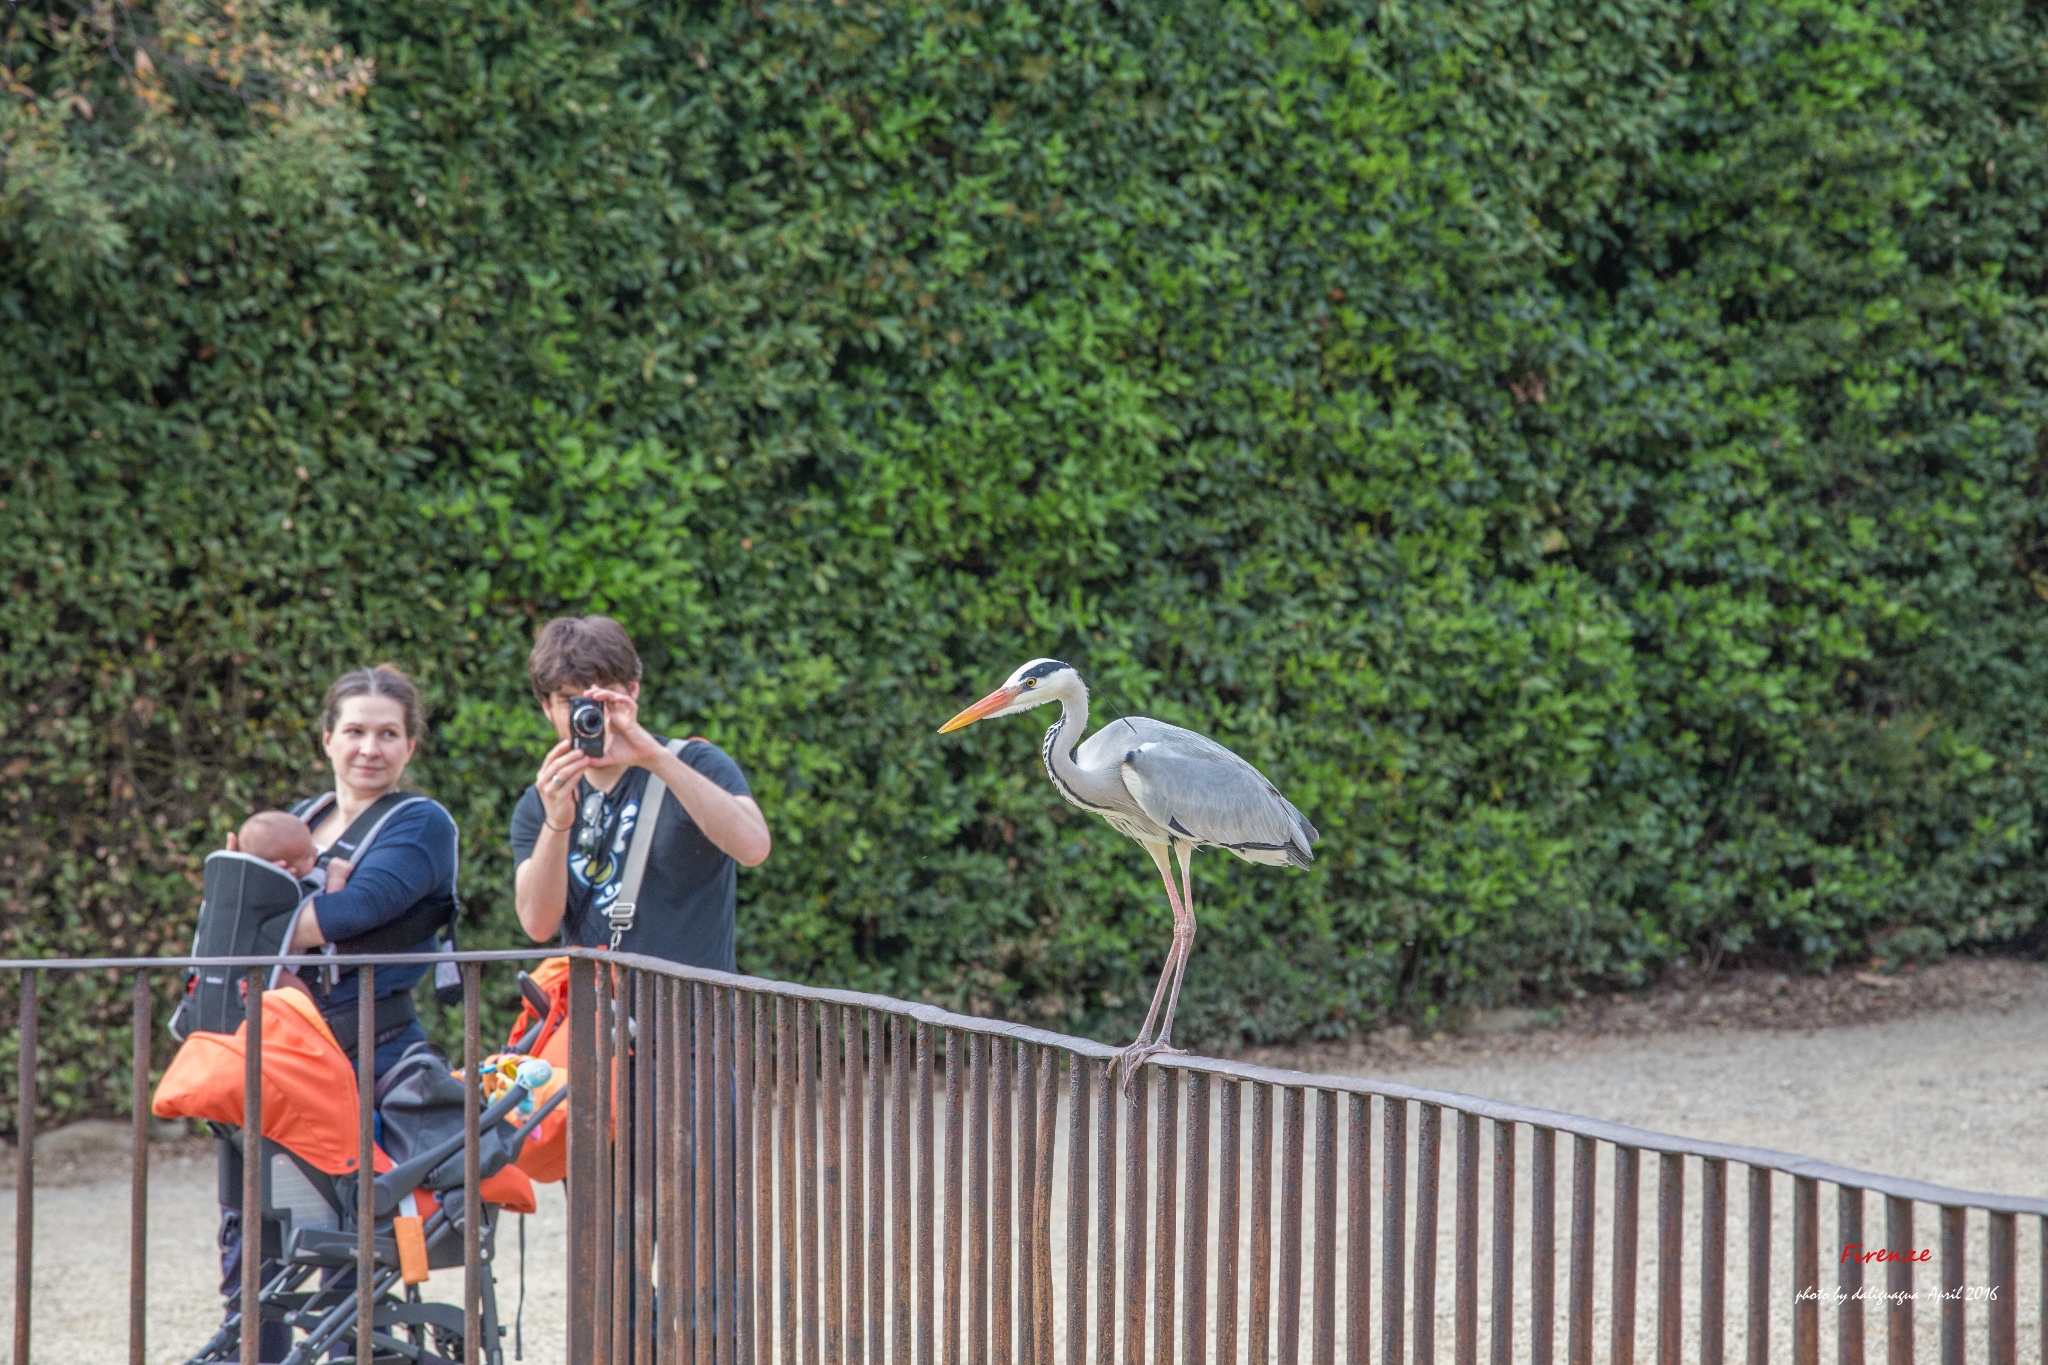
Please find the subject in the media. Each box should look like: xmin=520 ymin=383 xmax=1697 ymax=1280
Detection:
xmin=534 ymin=739 xmax=592 ymax=829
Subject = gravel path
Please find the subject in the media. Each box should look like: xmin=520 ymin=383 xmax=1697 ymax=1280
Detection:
xmin=0 ymin=962 xmax=2039 ymax=1363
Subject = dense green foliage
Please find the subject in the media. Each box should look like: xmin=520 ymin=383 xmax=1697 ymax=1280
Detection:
xmin=6 ymin=0 xmax=2048 ymax=1119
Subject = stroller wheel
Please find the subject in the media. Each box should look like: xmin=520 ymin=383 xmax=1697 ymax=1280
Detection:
xmin=429 ymin=1322 xmax=467 ymax=1363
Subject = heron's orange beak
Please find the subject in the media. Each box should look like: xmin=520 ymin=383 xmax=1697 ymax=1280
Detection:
xmin=938 ymin=685 xmax=1018 ymax=734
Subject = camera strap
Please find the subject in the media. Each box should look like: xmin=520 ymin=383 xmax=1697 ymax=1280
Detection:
xmin=608 ymin=738 xmax=691 ymax=949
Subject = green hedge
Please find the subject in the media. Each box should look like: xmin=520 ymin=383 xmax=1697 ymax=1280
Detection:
xmin=5 ymin=0 xmax=2048 ymax=1121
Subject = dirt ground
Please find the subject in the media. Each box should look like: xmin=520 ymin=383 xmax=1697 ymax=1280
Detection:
xmin=0 ymin=956 xmax=2039 ymax=1363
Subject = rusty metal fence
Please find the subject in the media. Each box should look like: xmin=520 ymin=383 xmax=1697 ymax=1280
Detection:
xmin=4 ymin=947 xmax=2047 ymax=1364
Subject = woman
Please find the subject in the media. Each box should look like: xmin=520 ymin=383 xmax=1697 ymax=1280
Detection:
xmin=281 ymin=663 xmax=460 ymax=1071
xmin=220 ymin=663 xmax=458 ymax=1361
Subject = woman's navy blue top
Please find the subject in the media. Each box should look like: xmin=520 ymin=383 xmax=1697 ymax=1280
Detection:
xmin=305 ymin=798 xmax=458 ymax=1010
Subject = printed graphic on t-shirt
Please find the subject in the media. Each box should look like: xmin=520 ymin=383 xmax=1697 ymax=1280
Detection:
xmin=568 ymin=797 xmax=639 ymax=919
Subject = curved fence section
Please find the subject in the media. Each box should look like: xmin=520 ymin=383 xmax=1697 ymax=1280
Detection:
xmin=1 ymin=949 xmax=2043 ymax=1364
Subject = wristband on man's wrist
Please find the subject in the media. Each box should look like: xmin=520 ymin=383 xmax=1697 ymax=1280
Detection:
xmin=543 ymin=817 xmax=572 ymax=833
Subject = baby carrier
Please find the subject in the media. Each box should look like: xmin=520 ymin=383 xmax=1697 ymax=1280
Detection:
xmin=173 ymin=793 xmax=461 ymax=1044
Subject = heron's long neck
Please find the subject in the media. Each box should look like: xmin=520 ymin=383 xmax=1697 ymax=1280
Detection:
xmin=1041 ymin=680 xmax=1121 ymax=811
xmin=1042 ymin=683 xmax=1089 ymax=772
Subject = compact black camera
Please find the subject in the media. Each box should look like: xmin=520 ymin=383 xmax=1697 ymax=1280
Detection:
xmin=568 ymin=695 xmax=606 ymax=758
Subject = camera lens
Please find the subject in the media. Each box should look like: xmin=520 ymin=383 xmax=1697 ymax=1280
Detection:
xmin=570 ymin=701 xmax=604 ymax=737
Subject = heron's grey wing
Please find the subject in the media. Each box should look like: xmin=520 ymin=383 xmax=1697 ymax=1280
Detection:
xmin=1106 ymin=722 xmax=1319 ymax=867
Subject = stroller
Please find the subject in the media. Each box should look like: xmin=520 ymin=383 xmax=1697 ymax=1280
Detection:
xmin=153 ymin=980 xmax=568 ymax=1365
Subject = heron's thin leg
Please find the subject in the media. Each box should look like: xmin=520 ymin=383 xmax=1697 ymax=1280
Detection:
xmin=1153 ymin=842 xmax=1198 ymax=1049
xmin=1128 ymin=841 xmax=1184 ymax=1049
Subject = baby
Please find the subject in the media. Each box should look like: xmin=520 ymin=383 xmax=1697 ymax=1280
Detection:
xmin=238 ymin=811 xmax=351 ymax=892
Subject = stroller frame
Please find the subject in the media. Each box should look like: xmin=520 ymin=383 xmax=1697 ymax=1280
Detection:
xmin=186 ymin=1074 xmax=559 ymax=1365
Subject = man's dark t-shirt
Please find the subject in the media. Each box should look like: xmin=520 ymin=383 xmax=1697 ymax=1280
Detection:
xmin=509 ymin=736 xmax=752 ymax=971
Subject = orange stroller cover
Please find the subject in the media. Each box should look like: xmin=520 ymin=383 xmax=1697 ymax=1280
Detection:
xmin=153 ymin=986 xmax=368 ymax=1175
xmin=153 ymin=984 xmax=537 ymax=1214
xmin=502 ymin=957 xmax=571 ymax=1185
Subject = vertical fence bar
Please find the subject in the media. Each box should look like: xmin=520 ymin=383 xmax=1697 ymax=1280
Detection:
xmin=1311 ymin=1089 xmax=1337 ymax=1365
xmin=1018 ymin=1047 xmax=1039 ymax=1365
xmin=945 ymin=1031 xmax=965 ymax=1365
xmin=1096 ymin=1061 xmax=1118 ymax=1365
xmin=1188 ymin=1072 xmax=1212 ymax=1365
xmin=1275 ymin=1086 xmax=1303 ymax=1365
xmin=894 ymin=1016 xmax=915 ymax=1365
xmin=240 ymin=966 xmax=262 ymax=1365
xmin=868 ymin=1014 xmax=886 ymax=1365
xmin=1986 ymin=1211 xmax=2014 ymax=1365
xmin=568 ymin=959 xmax=600 ymax=1365
xmin=1794 ymin=1178 xmax=1818 ymax=1365
xmin=1839 ymin=1187 xmax=1864 ymax=1365
xmin=1747 ymin=1168 xmax=1771 ymax=1365
xmin=1702 ymin=1159 xmax=1726 ymax=1365
xmin=13 ymin=968 xmax=33 ymax=1365
xmin=657 ymin=979 xmax=680 ymax=1360
xmin=1491 ymin=1122 xmax=1516 ymax=1365
xmin=616 ymin=972 xmax=635 ymax=1365
xmin=719 ymin=990 xmax=741 ymax=1365
xmin=825 ymin=1006 xmax=846 ymax=1365
xmin=780 ymin=999 xmax=799 ymax=1365
xmin=604 ymin=973 xmax=627 ymax=1365
xmin=1613 ymin=1147 xmax=1638 ymax=1365
xmin=356 ymin=964 xmax=376 ymax=1365
xmin=1885 ymin=1197 xmax=1912 ymax=1365
xmin=463 ymin=962 xmax=484 ymax=1363
xmin=1348 ymin=1096 xmax=1370 ymax=1365
xmin=970 ymin=1034 xmax=989 ymax=1365
xmin=1154 ymin=1069 xmax=1178 ymax=1365
xmin=1249 ymin=1083 xmax=1272 ymax=1365
xmin=679 ymin=981 xmax=700 ymax=1365
xmin=1657 ymin=1154 xmax=1682 ymax=1365
xmin=1217 ymin=1082 xmax=1242 ymax=1365
xmin=594 ymin=966 xmax=615 ymax=1365
xmin=802 ymin=1000 xmax=823 ymax=1365
xmin=699 ymin=984 xmax=720 ymax=1365
xmin=917 ymin=1023 xmax=938 ymax=1365
xmin=1414 ymin=1104 xmax=1442 ymax=1365
xmin=1939 ymin=1206 xmax=1965 ymax=1365
xmin=1125 ymin=1067 xmax=1151 ymax=1365
xmin=633 ymin=975 xmax=656 ymax=1365
xmin=842 ymin=1011 xmax=864 ymax=1365
xmin=1032 ymin=1055 xmax=1048 ymax=1365
xmin=994 ymin=1041 xmax=1014 ymax=1365
xmin=1454 ymin=1109 xmax=1478 ymax=1365
xmin=740 ymin=996 xmax=761 ymax=1365
xmin=754 ymin=995 xmax=775 ymax=1363
xmin=1532 ymin=1128 xmax=1556 ymax=1365
xmin=129 ymin=973 xmax=149 ymax=1365
xmin=1382 ymin=1099 xmax=1407 ymax=1365
xmin=1567 ymin=1135 xmax=1594 ymax=1365
xmin=1069 ymin=1056 xmax=1092 ymax=1365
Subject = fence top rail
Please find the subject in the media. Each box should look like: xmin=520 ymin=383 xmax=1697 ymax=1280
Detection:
xmin=574 ymin=948 xmax=2048 ymax=1218
xmin=0 ymin=946 xmax=2041 ymax=1215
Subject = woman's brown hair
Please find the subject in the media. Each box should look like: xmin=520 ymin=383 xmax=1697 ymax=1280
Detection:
xmin=321 ymin=663 xmax=427 ymax=739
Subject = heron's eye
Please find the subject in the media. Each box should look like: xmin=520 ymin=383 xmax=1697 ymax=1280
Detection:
xmin=1024 ymin=678 xmax=1037 ymax=689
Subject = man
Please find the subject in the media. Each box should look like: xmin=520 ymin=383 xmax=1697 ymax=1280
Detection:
xmin=511 ymin=616 xmax=770 ymax=966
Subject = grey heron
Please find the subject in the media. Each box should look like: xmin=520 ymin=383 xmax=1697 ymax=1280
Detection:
xmin=940 ymin=658 xmax=1319 ymax=1083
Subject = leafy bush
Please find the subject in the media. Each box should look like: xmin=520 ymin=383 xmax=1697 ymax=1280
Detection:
xmin=5 ymin=0 xmax=2047 ymax=1121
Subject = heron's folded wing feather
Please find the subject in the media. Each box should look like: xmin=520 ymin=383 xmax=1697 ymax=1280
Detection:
xmin=1115 ymin=729 xmax=1316 ymax=858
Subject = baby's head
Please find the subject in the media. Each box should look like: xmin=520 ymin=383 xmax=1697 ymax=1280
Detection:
xmin=239 ymin=811 xmax=317 ymax=880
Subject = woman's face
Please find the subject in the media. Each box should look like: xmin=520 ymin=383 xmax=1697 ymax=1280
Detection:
xmin=323 ymin=695 xmax=417 ymax=797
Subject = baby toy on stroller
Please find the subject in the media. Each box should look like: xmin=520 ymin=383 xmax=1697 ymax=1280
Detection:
xmin=152 ymin=975 xmax=568 ymax=1365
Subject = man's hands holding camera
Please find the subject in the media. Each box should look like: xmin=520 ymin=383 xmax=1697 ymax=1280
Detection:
xmin=534 ymin=686 xmax=661 ymax=830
